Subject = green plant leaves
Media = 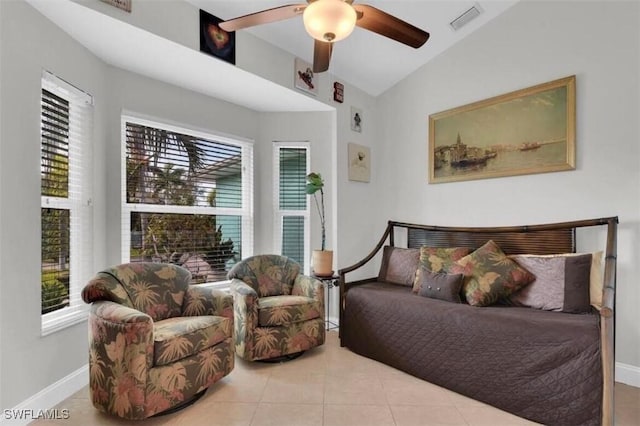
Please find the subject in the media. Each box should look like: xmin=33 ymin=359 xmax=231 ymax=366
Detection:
xmin=305 ymin=172 xmax=324 ymax=194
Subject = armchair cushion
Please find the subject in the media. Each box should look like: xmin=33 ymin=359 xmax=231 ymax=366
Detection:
xmin=103 ymin=263 xmax=191 ymax=321
xmin=182 ymin=286 xmax=234 ymax=318
xmin=257 ymin=296 xmax=321 ymax=327
xmin=291 ymin=274 xmax=324 ymax=300
xmin=153 ymin=316 xmax=232 ymax=366
xmin=227 ymin=255 xmax=301 ymax=297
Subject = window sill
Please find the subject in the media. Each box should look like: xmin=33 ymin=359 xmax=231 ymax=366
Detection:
xmin=197 ymin=280 xmax=231 ymax=292
xmin=41 ymin=309 xmax=88 ymax=337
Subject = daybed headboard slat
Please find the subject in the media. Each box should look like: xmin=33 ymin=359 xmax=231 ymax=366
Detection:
xmin=407 ymin=228 xmax=575 ymax=254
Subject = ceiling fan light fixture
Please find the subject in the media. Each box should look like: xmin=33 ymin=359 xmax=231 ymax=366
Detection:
xmin=303 ymin=0 xmax=357 ymax=42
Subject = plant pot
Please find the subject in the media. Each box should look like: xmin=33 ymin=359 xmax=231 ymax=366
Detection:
xmin=312 ymin=250 xmax=333 ymax=277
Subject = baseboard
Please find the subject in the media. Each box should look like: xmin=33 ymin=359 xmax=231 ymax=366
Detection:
xmin=616 ymin=362 xmax=640 ymax=388
xmin=2 ymin=364 xmax=88 ymax=425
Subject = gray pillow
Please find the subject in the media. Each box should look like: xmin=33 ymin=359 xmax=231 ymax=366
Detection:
xmin=509 ymin=253 xmax=592 ymax=313
xmin=417 ymin=267 xmax=464 ymax=303
xmin=378 ymin=246 xmax=420 ymax=287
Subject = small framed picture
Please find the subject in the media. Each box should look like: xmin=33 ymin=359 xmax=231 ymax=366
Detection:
xmin=348 ymin=143 xmax=371 ymax=183
xmin=200 ymin=10 xmax=236 ymax=65
xmin=351 ymin=107 xmax=363 ymax=133
xmin=294 ymin=58 xmax=318 ymax=96
xmin=333 ymin=82 xmax=344 ymax=103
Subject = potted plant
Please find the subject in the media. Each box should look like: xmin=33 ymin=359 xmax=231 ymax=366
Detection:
xmin=306 ymin=172 xmax=333 ymax=276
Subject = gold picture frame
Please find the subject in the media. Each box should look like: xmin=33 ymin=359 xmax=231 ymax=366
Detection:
xmin=428 ymin=75 xmax=576 ymax=184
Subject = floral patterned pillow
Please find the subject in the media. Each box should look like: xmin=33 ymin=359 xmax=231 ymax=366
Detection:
xmin=412 ymin=246 xmax=472 ymax=293
xmin=451 ymin=240 xmax=535 ymax=307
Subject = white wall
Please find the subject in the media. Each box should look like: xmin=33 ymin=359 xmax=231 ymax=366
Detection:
xmin=0 ymin=0 xmax=108 ymax=410
xmin=0 ymin=0 xmax=358 ymax=410
xmin=68 ymin=0 xmax=380 ymax=279
xmin=255 ymin=112 xmax=335 ymax=257
xmin=375 ymin=0 xmax=640 ymax=369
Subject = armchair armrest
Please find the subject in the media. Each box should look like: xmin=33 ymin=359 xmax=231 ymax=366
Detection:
xmin=82 ymin=272 xmax=132 ymax=307
xmin=229 ymin=279 xmax=258 ymax=322
xmin=91 ymin=300 xmax=153 ymax=325
xmin=182 ymin=285 xmax=233 ymax=318
xmin=292 ymin=275 xmax=324 ymax=302
xmin=229 ymin=279 xmax=259 ymax=356
xmin=88 ymin=301 xmax=153 ymax=416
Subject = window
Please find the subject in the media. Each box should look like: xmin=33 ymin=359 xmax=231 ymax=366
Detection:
xmin=122 ymin=116 xmax=253 ymax=285
xmin=273 ymin=143 xmax=310 ymax=272
xmin=40 ymin=71 xmax=93 ymax=334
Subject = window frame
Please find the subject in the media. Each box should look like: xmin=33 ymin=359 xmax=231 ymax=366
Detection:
xmin=40 ymin=71 xmax=93 ymax=335
xmin=120 ymin=114 xmax=254 ymax=288
xmin=273 ymin=142 xmax=311 ymax=274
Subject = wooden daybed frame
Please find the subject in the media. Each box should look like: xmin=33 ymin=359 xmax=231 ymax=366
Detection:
xmin=338 ymin=217 xmax=618 ymax=425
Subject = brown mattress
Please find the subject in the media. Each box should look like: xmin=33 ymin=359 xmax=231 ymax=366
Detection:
xmin=343 ymin=282 xmax=602 ymax=426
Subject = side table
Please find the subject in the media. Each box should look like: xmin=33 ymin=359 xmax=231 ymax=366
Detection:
xmin=312 ymin=274 xmax=339 ymax=331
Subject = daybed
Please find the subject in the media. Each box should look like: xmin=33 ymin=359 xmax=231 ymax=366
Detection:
xmin=339 ymin=218 xmax=617 ymax=426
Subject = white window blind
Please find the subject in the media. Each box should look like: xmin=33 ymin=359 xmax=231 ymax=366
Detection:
xmin=122 ymin=116 xmax=253 ymax=285
xmin=41 ymin=71 xmax=93 ymax=334
xmin=274 ymin=143 xmax=310 ymax=272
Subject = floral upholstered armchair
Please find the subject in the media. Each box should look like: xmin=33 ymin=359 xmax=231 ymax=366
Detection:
xmin=228 ymin=255 xmax=326 ymax=361
xmin=81 ymin=262 xmax=234 ymax=419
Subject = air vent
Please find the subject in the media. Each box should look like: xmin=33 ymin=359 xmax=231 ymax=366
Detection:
xmin=450 ymin=4 xmax=483 ymax=31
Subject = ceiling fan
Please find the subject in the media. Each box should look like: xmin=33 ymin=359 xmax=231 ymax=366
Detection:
xmin=219 ymin=0 xmax=430 ymax=73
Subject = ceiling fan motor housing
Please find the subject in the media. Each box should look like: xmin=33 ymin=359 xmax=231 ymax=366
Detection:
xmin=303 ymin=0 xmax=357 ymax=42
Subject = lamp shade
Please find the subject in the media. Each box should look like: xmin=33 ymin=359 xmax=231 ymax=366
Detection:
xmin=303 ymin=0 xmax=357 ymax=42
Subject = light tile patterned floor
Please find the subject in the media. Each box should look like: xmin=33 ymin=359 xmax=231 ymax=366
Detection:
xmin=30 ymin=331 xmax=640 ymax=425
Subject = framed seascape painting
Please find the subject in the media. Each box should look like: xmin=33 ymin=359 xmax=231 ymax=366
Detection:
xmin=428 ymin=75 xmax=576 ymax=184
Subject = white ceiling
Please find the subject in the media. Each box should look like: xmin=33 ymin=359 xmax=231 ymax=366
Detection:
xmin=188 ymin=1 xmax=519 ymax=95
xmin=27 ymin=0 xmax=333 ymax=112
xmin=27 ymin=0 xmax=518 ymax=112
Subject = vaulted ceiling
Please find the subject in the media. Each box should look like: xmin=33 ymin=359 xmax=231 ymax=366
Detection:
xmin=188 ymin=1 xmax=518 ymax=95
xmin=29 ymin=0 xmax=518 ymax=111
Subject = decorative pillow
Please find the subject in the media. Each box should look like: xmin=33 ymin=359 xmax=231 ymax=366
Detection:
xmin=508 ymin=253 xmax=592 ymax=313
xmin=506 ymin=251 xmax=603 ymax=310
xmin=417 ymin=267 xmax=464 ymax=303
xmin=412 ymin=246 xmax=472 ymax=293
xmin=378 ymin=246 xmax=420 ymax=287
xmin=451 ymin=240 xmax=535 ymax=307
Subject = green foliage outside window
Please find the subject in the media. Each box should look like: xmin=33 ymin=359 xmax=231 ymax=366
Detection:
xmin=126 ymin=123 xmax=239 ymax=282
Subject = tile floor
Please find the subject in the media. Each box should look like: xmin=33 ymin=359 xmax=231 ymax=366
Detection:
xmin=31 ymin=331 xmax=640 ymax=426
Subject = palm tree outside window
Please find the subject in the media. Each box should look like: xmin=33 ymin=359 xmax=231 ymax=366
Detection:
xmin=122 ymin=118 xmax=253 ymax=285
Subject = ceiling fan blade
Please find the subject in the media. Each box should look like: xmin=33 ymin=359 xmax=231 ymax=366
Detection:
xmin=313 ymin=40 xmax=333 ymax=73
xmin=353 ymin=4 xmax=430 ymax=48
xmin=219 ymin=4 xmax=307 ymax=32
